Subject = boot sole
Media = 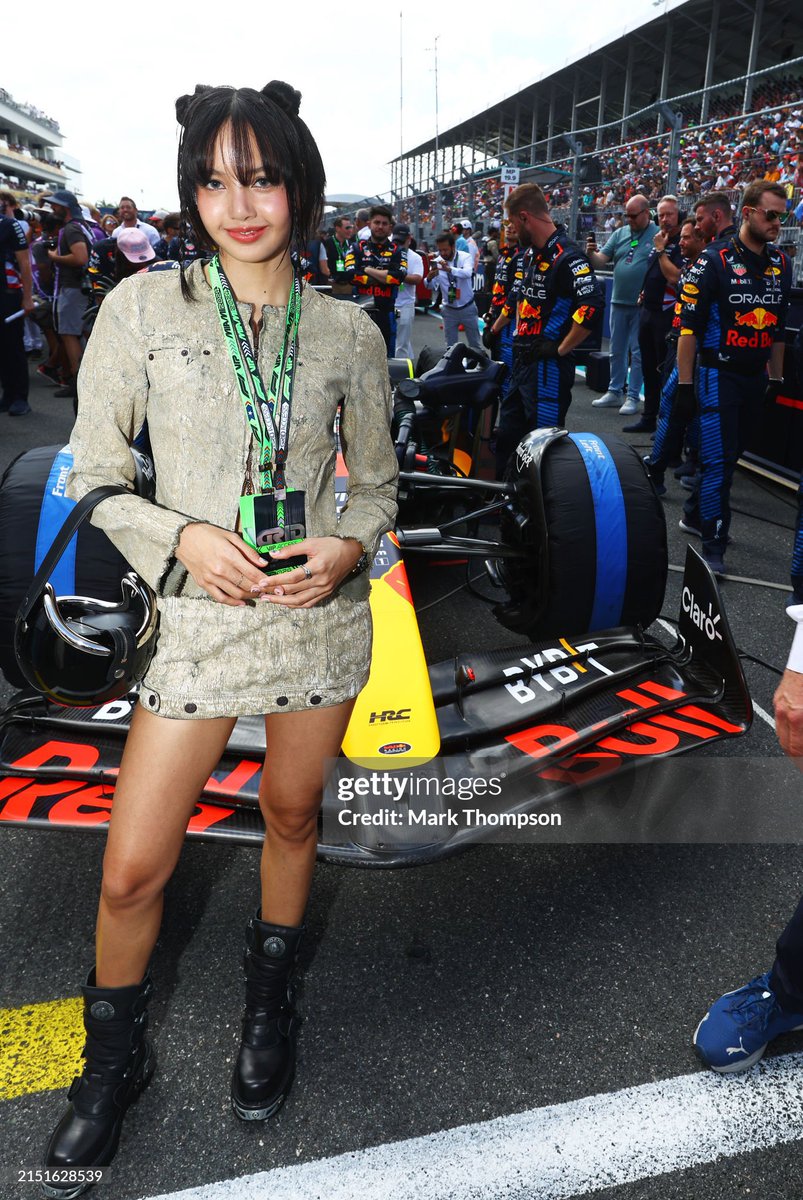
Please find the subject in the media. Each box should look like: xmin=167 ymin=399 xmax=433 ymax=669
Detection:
xmin=231 ymin=1028 xmax=296 ymax=1122
xmin=231 ymin=1057 xmax=295 ymax=1122
xmin=41 ymin=1043 xmax=156 ymax=1198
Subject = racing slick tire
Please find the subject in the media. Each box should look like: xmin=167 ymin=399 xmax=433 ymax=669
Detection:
xmin=496 ymin=428 xmax=667 ymax=639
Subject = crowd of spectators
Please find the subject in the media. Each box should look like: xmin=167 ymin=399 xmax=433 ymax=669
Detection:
xmin=392 ymin=79 xmax=803 ymax=236
xmin=0 ymin=88 xmax=60 ymax=132
xmin=0 ymin=89 xmax=64 ymax=193
xmin=2 ymin=191 xmax=204 ymax=415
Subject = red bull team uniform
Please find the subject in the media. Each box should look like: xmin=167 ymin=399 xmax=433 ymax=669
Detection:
xmin=679 ymin=234 xmax=791 ymax=558
xmin=344 ymin=237 xmax=407 ymax=354
xmin=496 ymin=225 xmax=602 ymax=475
xmin=486 ymin=241 xmax=521 ymax=398
xmin=645 ymin=256 xmax=703 ymax=487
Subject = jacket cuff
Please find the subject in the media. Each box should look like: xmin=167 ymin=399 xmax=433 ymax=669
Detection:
xmin=786 ymin=604 xmax=803 ymax=673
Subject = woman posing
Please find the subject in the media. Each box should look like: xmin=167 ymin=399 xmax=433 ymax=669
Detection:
xmin=43 ymin=80 xmax=398 ymax=1196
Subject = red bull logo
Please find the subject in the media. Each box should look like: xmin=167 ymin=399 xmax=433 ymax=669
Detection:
xmin=518 ymin=300 xmax=541 ymax=321
xmin=726 ymin=307 xmax=778 ymax=350
xmin=573 ymin=305 xmax=595 ymax=325
xmin=733 ymin=308 xmax=778 ymax=330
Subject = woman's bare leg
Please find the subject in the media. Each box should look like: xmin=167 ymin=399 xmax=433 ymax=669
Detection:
xmin=96 ymin=705 xmax=236 ymax=987
xmin=259 ymin=700 xmax=355 ymax=926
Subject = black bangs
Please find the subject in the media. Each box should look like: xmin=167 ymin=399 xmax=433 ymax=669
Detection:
xmin=176 ymin=84 xmax=326 ymax=299
xmin=186 ymin=91 xmax=291 ymax=192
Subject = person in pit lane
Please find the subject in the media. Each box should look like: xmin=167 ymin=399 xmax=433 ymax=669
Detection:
xmin=489 ymin=182 xmax=603 ymax=478
xmin=482 ymin=218 xmax=521 ymax=398
xmin=642 ymin=218 xmax=706 ymax=495
xmin=693 ymin=603 xmax=803 ymax=1073
xmin=344 ymin=203 xmax=407 ymax=354
xmin=40 ymin=80 xmax=398 ymax=1195
xmin=675 ymin=180 xmax=792 ymax=575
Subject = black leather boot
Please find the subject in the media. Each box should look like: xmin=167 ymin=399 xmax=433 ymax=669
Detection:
xmin=231 ymin=914 xmax=303 ymax=1121
xmin=43 ymin=972 xmax=155 ymax=1198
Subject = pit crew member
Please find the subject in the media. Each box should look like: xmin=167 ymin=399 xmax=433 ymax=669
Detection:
xmin=344 ymin=204 xmax=407 ymax=354
xmin=676 ymin=180 xmax=792 ymax=574
xmin=489 ymin=182 xmax=603 ymax=477
xmin=643 ymin=218 xmax=706 ymax=492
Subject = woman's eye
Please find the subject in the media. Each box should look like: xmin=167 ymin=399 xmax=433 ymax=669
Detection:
xmin=203 ymin=180 xmax=224 ymax=191
xmin=253 ymin=177 xmax=275 ymax=189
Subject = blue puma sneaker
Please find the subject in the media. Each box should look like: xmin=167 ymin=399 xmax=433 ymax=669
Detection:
xmin=693 ymin=972 xmax=803 ymax=1073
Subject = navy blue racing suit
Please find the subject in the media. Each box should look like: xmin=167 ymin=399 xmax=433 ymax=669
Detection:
xmin=344 ymin=237 xmax=407 ymax=355
xmin=679 ymin=234 xmax=792 ymax=557
xmin=646 ymin=258 xmax=699 ymax=485
xmin=495 ymin=225 xmax=602 ymax=476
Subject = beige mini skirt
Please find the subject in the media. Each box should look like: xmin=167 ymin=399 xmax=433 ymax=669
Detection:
xmin=138 ymin=591 xmax=372 ymax=719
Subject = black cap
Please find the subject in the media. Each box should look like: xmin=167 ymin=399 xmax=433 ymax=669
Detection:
xmin=392 ymin=223 xmax=410 ymax=238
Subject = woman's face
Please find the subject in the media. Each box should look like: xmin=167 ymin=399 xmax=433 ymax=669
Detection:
xmin=195 ymin=122 xmax=291 ymax=267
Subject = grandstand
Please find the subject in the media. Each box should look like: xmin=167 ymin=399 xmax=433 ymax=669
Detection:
xmin=387 ymin=0 xmax=803 ymax=275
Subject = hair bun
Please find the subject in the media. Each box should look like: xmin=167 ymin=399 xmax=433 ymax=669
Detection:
xmin=175 ymin=85 xmax=213 ymax=126
xmin=261 ymin=80 xmax=301 ymax=117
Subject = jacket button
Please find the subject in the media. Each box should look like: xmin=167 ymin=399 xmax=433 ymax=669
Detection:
xmin=310 ymin=695 xmax=322 ymax=705
xmin=184 ymin=702 xmax=197 ymax=713
xmin=148 ymin=353 xmax=154 ymax=360
xmin=276 ymin=696 xmax=288 ymax=706
xmin=203 ymin=349 xmax=210 ymax=355
xmin=148 ymin=694 xmax=156 ymax=706
xmin=181 ymin=349 xmax=188 ymax=356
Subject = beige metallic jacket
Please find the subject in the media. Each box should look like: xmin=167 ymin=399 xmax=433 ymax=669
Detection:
xmin=67 ymin=261 xmax=399 ymax=604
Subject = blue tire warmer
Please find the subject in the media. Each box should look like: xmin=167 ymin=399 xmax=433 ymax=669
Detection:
xmin=499 ymin=430 xmax=668 ymax=639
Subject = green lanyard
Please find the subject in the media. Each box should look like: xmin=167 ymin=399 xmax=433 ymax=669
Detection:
xmin=208 ymin=254 xmax=302 ymax=496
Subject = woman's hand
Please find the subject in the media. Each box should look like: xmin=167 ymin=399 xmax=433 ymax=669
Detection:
xmin=176 ymin=523 xmax=269 ymax=606
xmin=252 ymin=537 xmax=364 ymax=608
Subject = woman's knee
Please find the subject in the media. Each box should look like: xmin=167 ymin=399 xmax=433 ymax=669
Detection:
xmin=260 ymin=797 xmax=319 ymax=844
xmin=100 ymin=854 xmax=169 ymax=911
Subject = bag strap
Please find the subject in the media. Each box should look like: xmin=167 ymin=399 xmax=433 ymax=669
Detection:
xmin=17 ymin=485 xmax=131 ymax=624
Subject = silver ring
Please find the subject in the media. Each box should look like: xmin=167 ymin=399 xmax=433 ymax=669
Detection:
xmin=302 ymin=564 xmax=313 ymax=580
xmin=236 ymin=572 xmax=244 ymax=588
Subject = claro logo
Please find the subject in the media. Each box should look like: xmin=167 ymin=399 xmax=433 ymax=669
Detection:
xmin=682 ymin=586 xmax=722 ymax=643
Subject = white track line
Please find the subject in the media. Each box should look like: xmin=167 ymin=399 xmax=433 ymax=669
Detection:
xmin=667 ymin=563 xmax=789 ymax=590
xmin=752 ymin=700 xmax=776 ymax=731
xmin=141 ymin=1052 xmax=803 ymax=1200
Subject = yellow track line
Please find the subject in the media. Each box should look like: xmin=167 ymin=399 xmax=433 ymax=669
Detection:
xmin=0 ymin=997 xmax=83 ymax=1101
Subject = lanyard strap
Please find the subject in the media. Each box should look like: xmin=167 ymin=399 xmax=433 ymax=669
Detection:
xmin=208 ymin=254 xmax=302 ymax=495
